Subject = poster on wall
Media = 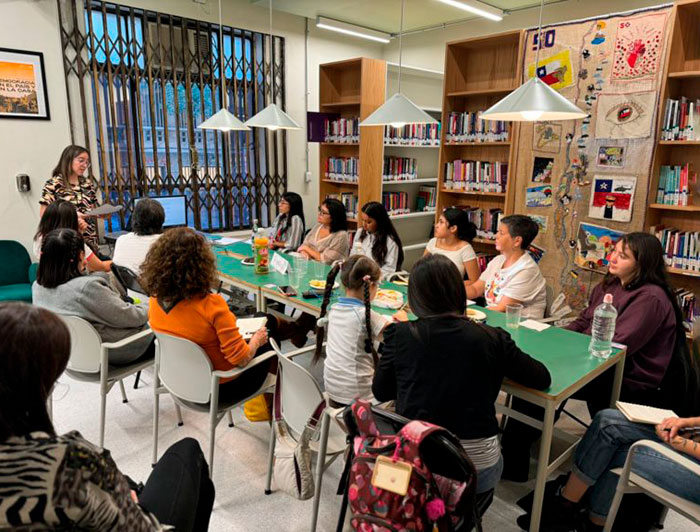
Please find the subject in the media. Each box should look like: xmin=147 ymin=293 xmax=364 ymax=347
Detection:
xmin=531 ymin=156 xmax=554 ymax=183
xmin=526 ymin=185 xmax=553 ymax=207
xmin=575 ymin=222 xmax=626 ymax=273
xmin=533 ymin=122 xmax=562 ymax=153
xmin=595 ymin=91 xmax=656 ymax=139
xmin=610 ymin=12 xmax=667 ymax=82
xmin=530 ymin=215 xmax=548 ymax=232
xmin=0 ymin=48 xmax=50 ymax=120
xmin=588 ymin=175 xmax=637 ymax=222
xmin=597 ymin=146 xmax=625 ymax=167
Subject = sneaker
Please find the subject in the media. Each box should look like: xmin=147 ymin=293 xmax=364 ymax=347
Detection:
xmin=517 ymin=473 xmax=570 ymax=511
xmin=516 ymin=494 xmax=583 ymax=531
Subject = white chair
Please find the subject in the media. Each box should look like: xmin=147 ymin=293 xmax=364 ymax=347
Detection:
xmin=264 ymin=339 xmax=348 ymax=532
xmin=61 ymin=315 xmax=154 ymax=447
xmin=604 ymin=439 xmax=700 ymax=531
xmin=152 ymin=331 xmax=276 ymax=469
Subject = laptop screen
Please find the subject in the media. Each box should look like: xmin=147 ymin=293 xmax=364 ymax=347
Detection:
xmin=134 ymin=195 xmax=187 ymax=228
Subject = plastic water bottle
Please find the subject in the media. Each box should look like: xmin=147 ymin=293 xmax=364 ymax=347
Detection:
xmin=250 ymin=218 xmax=259 ymax=253
xmin=589 ymin=293 xmax=618 ymax=359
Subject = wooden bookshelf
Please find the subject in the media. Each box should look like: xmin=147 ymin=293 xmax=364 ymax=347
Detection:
xmin=319 ymin=58 xmax=386 ymax=222
xmin=436 ymin=30 xmax=524 ymax=250
xmin=647 ymin=1 xmax=700 ymax=337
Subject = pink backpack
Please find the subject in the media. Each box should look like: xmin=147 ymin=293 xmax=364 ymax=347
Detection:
xmin=347 ymin=400 xmax=479 ymax=532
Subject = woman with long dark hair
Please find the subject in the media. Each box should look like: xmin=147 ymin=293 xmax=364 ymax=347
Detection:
xmin=40 ymin=145 xmax=102 ymax=252
xmin=269 ymin=192 xmax=306 ymax=252
xmin=0 ymin=301 xmax=214 ymax=531
xmin=297 ymin=198 xmax=349 ymax=264
xmin=425 ymin=207 xmax=479 ymax=281
xmin=352 ymin=201 xmax=404 ymax=278
xmin=372 ymin=254 xmax=551 ymax=504
xmin=502 ymin=232 xmax=700 ymax=482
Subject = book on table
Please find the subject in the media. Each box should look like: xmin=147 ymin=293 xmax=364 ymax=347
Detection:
xmin=616 ymin=401 xmax=677 ymax=424
xmin=237 ymin=317 xmax=267 ymax=339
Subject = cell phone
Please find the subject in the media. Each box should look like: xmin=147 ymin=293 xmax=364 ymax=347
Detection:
xmin=278 ymin=285 xmax=297 ymax=297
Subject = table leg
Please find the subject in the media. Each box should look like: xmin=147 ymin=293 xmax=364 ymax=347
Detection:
xmin=256 ymin=288 xmax=267 ymax=312
xmin=609 ymin=355 xmax=625 ymax=408
xmin=530 ymin=400 xmax=556 ymax=532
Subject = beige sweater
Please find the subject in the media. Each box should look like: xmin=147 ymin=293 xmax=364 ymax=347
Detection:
xmin=303 ymin=224 xmax=349 ymax=264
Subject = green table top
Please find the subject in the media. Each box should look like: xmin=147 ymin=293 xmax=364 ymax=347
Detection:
xmin=215 ymin=241 xmax=624 ymax=400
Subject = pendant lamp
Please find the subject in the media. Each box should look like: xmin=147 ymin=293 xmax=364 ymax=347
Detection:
xmin=245 ymin=0 xmax=301 ymax=130
xmin=198 ymin=0 xmax=249 ymax=131
xmin=481 ymin=0 xmax=586 ymax=122
xmin=360 ymin=0 xmax=438 ymax=128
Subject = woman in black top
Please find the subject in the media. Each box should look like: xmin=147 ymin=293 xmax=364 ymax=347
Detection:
xmin=373 ymin=254 xmax=551 ymax=498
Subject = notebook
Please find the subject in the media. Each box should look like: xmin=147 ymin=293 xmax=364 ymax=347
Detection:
xmin=237 ymin=317 xmax=267 ymax=340
xmin=616 ymin=401 xmax=677 ymax=425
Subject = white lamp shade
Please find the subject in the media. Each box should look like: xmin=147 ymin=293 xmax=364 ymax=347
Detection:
xmin=481 ymin=77 xmax=587 ymax=122
xmin=198 ymin=108 xmax=250 ymax=131
xmin=244 ymin=103 xmax=301 ymax=130
xmin=360 ymin=93 xmax=439 ymax=127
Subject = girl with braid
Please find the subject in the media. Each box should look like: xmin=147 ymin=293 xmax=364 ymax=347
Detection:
xmin=313 ymin=255 xmax=395 ymax=407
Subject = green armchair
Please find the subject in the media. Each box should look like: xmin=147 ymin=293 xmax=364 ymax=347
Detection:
xmin=0 ymin=240 xmax=37 ymax=302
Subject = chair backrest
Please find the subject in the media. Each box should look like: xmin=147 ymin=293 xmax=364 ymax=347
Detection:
xmin=154 ymin=332 xmax=214 ymax=404
xmin=0 ymin=240 xmax=31 ymax=286
xmin=274 ymin=347 xmax=326 ymax=436
xmin=62 ymin=315 xmax=104 ymax=374
xmin=111 ymin=263 xmax=146 ymax=294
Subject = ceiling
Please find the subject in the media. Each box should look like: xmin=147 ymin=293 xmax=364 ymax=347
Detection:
xmin=250 ymin=0 xmax=562 ymax=34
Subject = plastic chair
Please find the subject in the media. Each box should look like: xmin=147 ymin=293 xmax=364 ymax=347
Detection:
xmin=0 ymin=240 xmax=36 ymax=302
xmin=152 ymin=331 xmax=276 ymax=469
xmin=263 ymin=339 xmax=347 ymax=532
xmin=604 ymin=440 xmax=700 ymax=531
xmin=61 ymin=315 xmax=154 ymax=447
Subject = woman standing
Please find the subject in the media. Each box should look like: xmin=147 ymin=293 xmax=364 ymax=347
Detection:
xmin=268 ymin=192 xmax=306 ymax=253
xmin=40 ymin=145 xmax=101 ymax=253
xmin=352 ymin=201 xmax=404 ymax=279
xmin=297 ymin=198 xmax=349 ymax=264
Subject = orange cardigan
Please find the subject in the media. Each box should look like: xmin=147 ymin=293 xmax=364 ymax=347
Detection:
xmin=149 ymin=294 xmax=251 ymax=383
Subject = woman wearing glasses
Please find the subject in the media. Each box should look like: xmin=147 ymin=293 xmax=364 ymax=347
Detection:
xmin=296 ymin=198 xmax=349 ymax=264
xmin=40 ymin=145 xmax=102 ymax=254
xmin=268 ymin=192 xmax=306 ymax=253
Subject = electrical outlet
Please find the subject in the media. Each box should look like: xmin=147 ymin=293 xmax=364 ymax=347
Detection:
xmin=304 ymin=171 xmax=312 ymax=183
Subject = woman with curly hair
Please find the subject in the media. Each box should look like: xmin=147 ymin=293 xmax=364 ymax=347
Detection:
xmin=141 ymin=228 xmax=270 ymax=400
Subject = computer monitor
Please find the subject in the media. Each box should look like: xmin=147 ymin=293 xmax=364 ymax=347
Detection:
xmin=133 ymin=195 xmax=188 ymax=228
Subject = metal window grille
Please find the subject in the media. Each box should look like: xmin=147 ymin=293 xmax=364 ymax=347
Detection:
xmin=57 ymin=0 xmax=287 ymax=232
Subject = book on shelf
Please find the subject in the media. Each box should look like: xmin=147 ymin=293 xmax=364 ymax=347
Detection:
xmin=450 ymin=205 xmax=503 ymax=240
xmin=675 ymin=288 xmax=698 ymax=337
xmin=476 ymin=253 xmax=497 ymax=273
xmin=382 ymin=191 xmax=410 ymax=215
xmin=444 ymin=111 xmax=508 ymax=143
xmin=325 ymin=193 xmax=357 ymax=219
xmin=384 ymin=123 xmax=440 ymax=146
xmin=657 ymin=164 xmax=696 ymax=206
xmin=444 ymin=160 xmax=508 ymax=193
xmin=650 ymin=225 xmax=700 ymax=272
xmin=383 ymin=156 xmax=418 ymax=181
xmin=325 ymin=156 xmax=359 ymax=182
xmin=661 ymin=97 xmax=700 ymax=141
xmin=324 ymin=117 xmax=359 ymax=143
xmin=616 ymin=401 xmax=677 ymax=425
xmin=416 ymin=186 xmax=436 ymax=212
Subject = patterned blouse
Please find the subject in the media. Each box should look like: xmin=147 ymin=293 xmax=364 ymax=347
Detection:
xmin=40 ymin=174 xmax=100 ymax=251
xmin=268 ymin=213 xmax=304 ymax=252
xmin=0 ymin=431 xmax=166 ymax=531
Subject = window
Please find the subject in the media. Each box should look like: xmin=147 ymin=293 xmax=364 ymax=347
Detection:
xmin=58 ymin=0 xmax=287 ymax=232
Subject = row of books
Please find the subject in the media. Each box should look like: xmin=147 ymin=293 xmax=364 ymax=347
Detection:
xmin=416 ymin=186 xmax=437 ymax=212
xmin=656 ymin=164 xmax=697 ymax=206
xmin=476 ymin=253 xmax=497 ymax=273
xmin=323 ymin=117 xmax=359 ymax=143
xmin=444 ymin=160 xmax=508 ymax=193
xmin=324 ymin=157 xmax=359 ymax=182
xmin=650 ymin=226 xmax=700 ymax=272
xmin=450 ymin=205 xmax=504 ymax=240
xmin=382 ymin=192 xmax=410 ymax=216
xmin=444 ymin=111 xmax=508 ymax=143
xmin=383 ymin=157 xmax=418 ymax=181
xmin=384 ymin=123 xmax=440 ymax=146
xmin=675 ymin=289 xmax=698 ymax=336
xmin=661 ymin=97 xmax=700 ymax=142
xmin=325 ymin=193 xmax=358 ymax=218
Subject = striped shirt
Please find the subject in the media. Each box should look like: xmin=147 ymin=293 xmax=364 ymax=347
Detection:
xmin=460 ymin=435 xmax=501 ymax=471
xmin=269 ymin=214 xmax=304 ymax=252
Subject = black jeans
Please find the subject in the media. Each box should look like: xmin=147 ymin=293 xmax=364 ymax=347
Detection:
xmin=139 ymin=438 xmax=215 ymax=531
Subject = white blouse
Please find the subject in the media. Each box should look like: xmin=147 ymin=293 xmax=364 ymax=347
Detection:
xmin=351 ymin=228 xmax=400 ymax=279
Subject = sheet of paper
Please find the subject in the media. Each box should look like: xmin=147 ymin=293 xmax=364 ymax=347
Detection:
xmin=271 ymin=252 xmax=289 ymax=275
xmin=237 ymin=317 xmax=267 ymax=339
xmin=85 ymin=204 xmax=122 ymax=217
xmin=467 ymin=299 xmax=476 ymax=306
xmin=211 ymin=237 xmax=241 ymax=246
xmin=519 ymin=319 xmax=551 ymax=332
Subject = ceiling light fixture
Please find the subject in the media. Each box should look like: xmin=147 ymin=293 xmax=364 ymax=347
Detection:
xmin=245 ymin=0 xmax=301 ymax=130
xmin=360 ymin=0 xmax=438 ymax=129
xmin=436 ymin=0 xmax=504 ymax=22
xmin=480 ymin=0 xmax=586 ymax=121
xmin=198 ymin=0 xmax=249 ymax=132
xmin=315 ymin=16 xmax=391 ymax=44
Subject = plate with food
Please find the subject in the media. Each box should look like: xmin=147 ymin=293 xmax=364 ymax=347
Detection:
xmin=374 ymin=289 xmax=404 ymax=309
xmin=466 ymin=308 xmax=487 ymax=323
xmin=241 ymin=256 xmax=255 ymax=266
xmin=309 ymin=279 xmax=339 ymax=290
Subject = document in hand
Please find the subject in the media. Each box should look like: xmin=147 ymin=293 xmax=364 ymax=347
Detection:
xmin=237 ymin=317 xmax=268 ymax=339
xmin=85 ymin=204 xmax=122 ymax=217
xmin=616 ymin=401 xmax=677 ymax=425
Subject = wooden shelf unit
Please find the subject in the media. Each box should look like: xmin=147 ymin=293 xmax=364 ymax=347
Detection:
xmin=319 ymin=58 xmax=386 ymax=221
xmin=437 ymin=30 xmax=524 ymax=249
xmin=646 ymin=1 xmax=700 ymax=335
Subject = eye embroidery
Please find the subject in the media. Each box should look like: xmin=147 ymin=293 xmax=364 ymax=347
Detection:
xmin=605 ymin=100 xmax=644 ymax=125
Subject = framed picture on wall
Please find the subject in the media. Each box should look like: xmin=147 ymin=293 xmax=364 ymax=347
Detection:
xmin=0 ymin=48 xmax=50 ymax=120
